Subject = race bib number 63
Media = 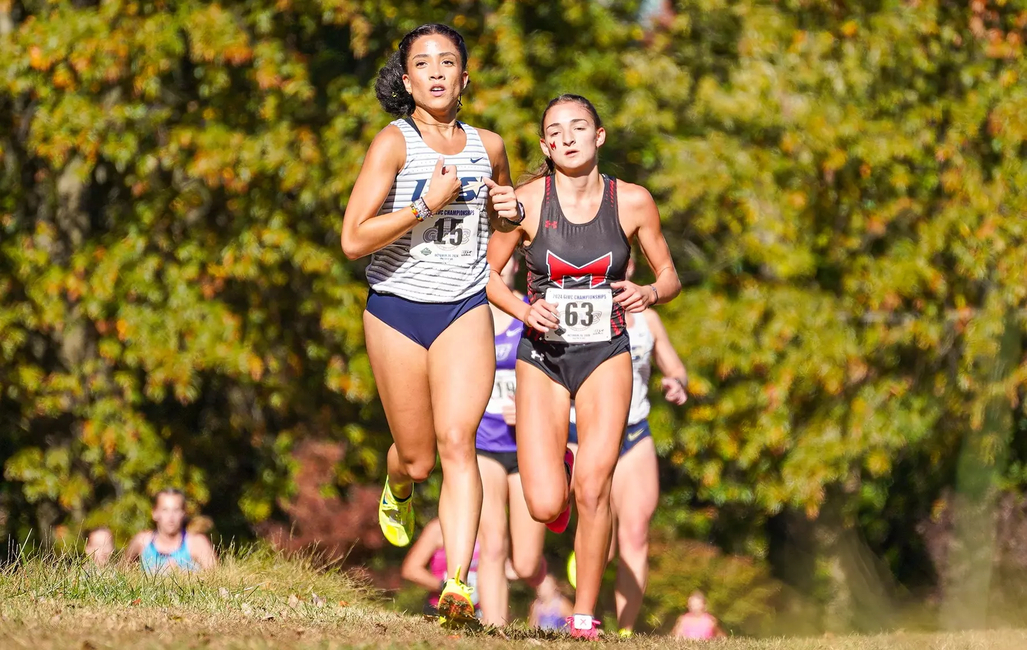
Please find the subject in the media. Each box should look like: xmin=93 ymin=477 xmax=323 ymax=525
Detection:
xmin=544 ymin=288 xmax=613 ymax=343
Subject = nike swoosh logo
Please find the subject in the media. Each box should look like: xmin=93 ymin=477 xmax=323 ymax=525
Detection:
xmin=626 ymin=427 xmax=645 ymax=442
xmin=470 ymin=157 xmax=485 ymax=164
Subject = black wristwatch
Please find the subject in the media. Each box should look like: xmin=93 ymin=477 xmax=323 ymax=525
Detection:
xmin=505 ymin=201 xmax=526 ymax=225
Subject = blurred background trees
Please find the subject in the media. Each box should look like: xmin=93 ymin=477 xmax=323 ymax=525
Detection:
xmin=3 ymin=0 xmax=1027 ymax=635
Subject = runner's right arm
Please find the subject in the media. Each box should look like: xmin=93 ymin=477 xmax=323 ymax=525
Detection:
xmin=485 ymin=180 xmax=559 ymax=332
xmin=123 ymin=532 xmax=147 ymax=564
xmin=644 ymin=309 xmax=688 ymax=405
xmin=341 ymin=127 xmax=462 ymax=259
xmin=671 ymin=614 xmax=687 ymax=638
xmin=528 ymin=601 xmax=539 ymax=628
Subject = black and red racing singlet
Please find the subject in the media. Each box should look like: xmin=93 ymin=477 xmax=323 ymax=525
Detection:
xmin=524 ymin=174 xmax=631 ymax=344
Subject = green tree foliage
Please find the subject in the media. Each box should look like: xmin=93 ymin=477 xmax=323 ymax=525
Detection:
xmin=3 ymin=0 xmax=1027 ymax=630
xmin=641 ymin=0 xmax=1027 ymax=627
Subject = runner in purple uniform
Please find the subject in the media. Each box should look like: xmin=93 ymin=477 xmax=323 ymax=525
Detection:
xmin=475 ymin=255 xmax=547 ymax=625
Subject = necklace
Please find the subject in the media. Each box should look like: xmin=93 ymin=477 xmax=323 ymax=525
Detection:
xmin=412 ymin=116 xmax=461 ymax=131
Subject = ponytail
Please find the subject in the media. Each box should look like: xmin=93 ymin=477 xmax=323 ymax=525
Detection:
xmin=517 ymin=157 xmax=554 ymax=188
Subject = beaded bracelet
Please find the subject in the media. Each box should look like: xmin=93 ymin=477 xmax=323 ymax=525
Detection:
xmin=409 ymin=198 xmax=431 ymax=222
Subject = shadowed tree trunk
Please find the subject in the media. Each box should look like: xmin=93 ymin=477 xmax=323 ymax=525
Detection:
xmin=941 ymin=311 xmax=1019 ymax=630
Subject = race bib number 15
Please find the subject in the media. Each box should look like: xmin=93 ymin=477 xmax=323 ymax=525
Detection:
xmin=410 ymin=177 xmax=484 ymax=266
xmin=544 ymin=288 xmax=612 ymax=343
xmin=410 ymin=209 xmax=479 ymax=266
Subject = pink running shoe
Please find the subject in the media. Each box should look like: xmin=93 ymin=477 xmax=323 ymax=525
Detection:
xmin=547 ymin=449 xmax=574 ymax=534
xmin=568 ymin=614 xmax=600 ymax=640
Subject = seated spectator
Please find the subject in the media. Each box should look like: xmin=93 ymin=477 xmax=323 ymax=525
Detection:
xmin=528 ymin=574 xmax=573 ymax=631
xmin=125 ymin=488 xmax=216 ymax=574
xmin=672 ymin=590 xmax=726 ymax=640
xmin=84 ymin=526 xmax=114 ymax=567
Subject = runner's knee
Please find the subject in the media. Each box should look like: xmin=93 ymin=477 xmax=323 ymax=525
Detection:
xmin=573 ymin=471 xmax=612 ymax=515
xmin=524 ymin=489 xmax=567 ymax=524
xmin=510 ymin=551 xmax=542 ymax=581
xmin=618 ymin=516 xmax=651 ymax=555
xmin=436 ymin=427 xmax=477 ymax=464
xmin=479 ymin=525 xmax=508 ymax=564
xmin=401 ymin=456 xmax=437 ymax=483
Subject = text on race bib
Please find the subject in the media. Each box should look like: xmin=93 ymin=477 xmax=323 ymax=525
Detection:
xmin=544 ymin=288 xmax=613 ymax=343
xmin=409 ymin=177 xmax=485 ymax=266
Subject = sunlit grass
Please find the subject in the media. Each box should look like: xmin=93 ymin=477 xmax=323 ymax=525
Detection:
xmin=1 ymin=548 xmax=1026 ymax=648
xmin=1 ymin=544 xmax=367 ymax=614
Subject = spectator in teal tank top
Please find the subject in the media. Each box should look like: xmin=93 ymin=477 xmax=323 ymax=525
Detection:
xmin=125 ymin=488 xmax=216 ymax=575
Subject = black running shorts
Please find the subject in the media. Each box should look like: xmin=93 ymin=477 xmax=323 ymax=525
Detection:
xmin=517 ymin=333 xmax=630 ymax=398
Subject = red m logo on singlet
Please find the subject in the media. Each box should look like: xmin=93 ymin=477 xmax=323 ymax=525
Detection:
xmin=546 ymin=251 xmax=613 ymax=289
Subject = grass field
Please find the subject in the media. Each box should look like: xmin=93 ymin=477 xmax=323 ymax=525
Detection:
xmin=2 ymin=550 xmax=1026 ymax=649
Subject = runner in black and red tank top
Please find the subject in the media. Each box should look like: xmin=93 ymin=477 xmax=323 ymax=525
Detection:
xmin=526 ymin=173 xmax=630 ymax=343
xmin=483 ymin=94 xmax=681 ymax=639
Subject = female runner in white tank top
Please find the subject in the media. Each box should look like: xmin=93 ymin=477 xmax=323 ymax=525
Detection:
xmin=340 ymin=23 xmax=523 ymax=626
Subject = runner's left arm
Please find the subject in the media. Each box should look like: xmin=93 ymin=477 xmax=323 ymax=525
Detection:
xmin=645 ymin=309 xmax=688 ymax=405
xmin=479 ymin=129 xmax=520 ymax=233
xmin=612 ymin=181 xmax=681 ymax=312
xmin=485 ymin=200 xmax=560 ymax=333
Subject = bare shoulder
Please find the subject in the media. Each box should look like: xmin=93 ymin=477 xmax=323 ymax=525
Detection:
xmin=371 ymin=123 xmax=405 ymax=150
xmin=422 ymin=518 xmax=443 ymax=539
xmin=126 ymin=531 xmax=150 ymax=555
xmin=615 ymin=179 xmax=656 ymax=210
xmin=475 ymin=127 xmax=505 ymax=151
xmin=187 ymin=532 xmax=214 ymax=549
xmin=516 ymin=176 xmax=546 ymax=203
xmin=364 ymin=123 xmax=406 ymax=165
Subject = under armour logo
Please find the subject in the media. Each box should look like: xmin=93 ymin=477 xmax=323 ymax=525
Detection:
xmin=544 ymin=220 xmax=558 ymax=229
xmin=530 ymin=350 xmax=544 ymax=362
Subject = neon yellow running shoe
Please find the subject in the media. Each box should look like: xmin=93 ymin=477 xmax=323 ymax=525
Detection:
xmin=378 ymin=478 xmax=413 ymax=547
xmin=567 ymin=551 xmax=577 ymax=590
xmin=618 ymin=628 xmax=634 ymax=638
xmin=437 ymin=567 xmax=476 ymax=627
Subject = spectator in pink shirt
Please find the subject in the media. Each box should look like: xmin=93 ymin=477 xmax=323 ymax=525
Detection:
xmin=672 ymin=591 xmax=726 ymax=640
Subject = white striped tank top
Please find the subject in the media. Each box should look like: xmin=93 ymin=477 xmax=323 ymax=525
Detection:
xmin=365 ymin=118 xmax=493 ymax=302
xmin=568 ymin=311 xmax=655 ymax=426
xmin=626 ymin=312 xmax=655 ymax=425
